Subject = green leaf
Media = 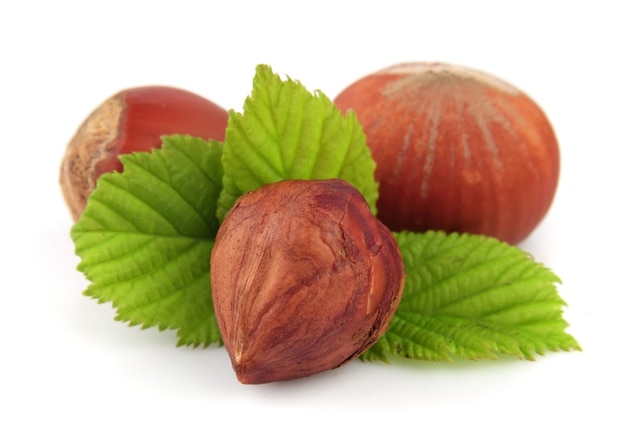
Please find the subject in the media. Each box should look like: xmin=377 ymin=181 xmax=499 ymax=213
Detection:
xmin=216 ymin=64 xmax=378 ymax=220
xmin=71 ymin=136 xmax=224 ymax=347
xmin=363 ymin=231 xmax=581 ymax=362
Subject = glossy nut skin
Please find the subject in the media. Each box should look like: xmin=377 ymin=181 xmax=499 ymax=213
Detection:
xmin=210 ymin=179 xmax=405 ymax=384
xmin=60 ymin=86 xmax=229 ymax=221
xmin=334 ymin=62 xmax=560 ymax=245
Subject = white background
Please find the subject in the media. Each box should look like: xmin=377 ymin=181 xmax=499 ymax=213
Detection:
xmin=1 ymin=1 xmax=623 ymax=424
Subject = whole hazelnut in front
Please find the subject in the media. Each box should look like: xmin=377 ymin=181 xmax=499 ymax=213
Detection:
xmin=60 ymin=86 xmax=229 ymax=221
xmin=334 ymin=62 xmax=560 ymax=245
xmin=210 ymin=179 xmax=405 ymax=384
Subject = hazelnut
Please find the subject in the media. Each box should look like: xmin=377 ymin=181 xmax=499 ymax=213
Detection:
xmin=210 ymin=179 xmax=405 ymax=384
xmin=60 ymin=86 xmax=229 ymax=221
xmin=334 ymin=62 xmax=560 ymax=245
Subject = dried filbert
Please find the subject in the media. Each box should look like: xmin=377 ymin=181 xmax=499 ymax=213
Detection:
xmin=334 ymin=62 xmax=560 ymax=245
xmin=210 ymin=179 xmax=405 ymax=384
xmin=60 ymin=86 xmax=228 ymax=221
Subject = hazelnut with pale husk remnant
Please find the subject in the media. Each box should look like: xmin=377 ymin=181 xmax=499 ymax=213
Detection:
xmin=60 ymin=86 xmax=228 ymax=221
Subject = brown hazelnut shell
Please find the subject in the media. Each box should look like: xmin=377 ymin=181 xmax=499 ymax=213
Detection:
xmin=210 ymin=179 xmax=405 ymax=384
xmin=60 ymin=86 xmax=228 ymax=221
xmin=334 ymin=62 xmax=560 ymax=245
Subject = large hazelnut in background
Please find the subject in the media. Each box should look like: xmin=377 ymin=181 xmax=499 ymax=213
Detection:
xmin=60 ymin=86 xmax=229 ymax=221
xmin=210 ymin=179 xmax=405 ymax=384
xmin=334 ymin=62 xmax=560 ymax=245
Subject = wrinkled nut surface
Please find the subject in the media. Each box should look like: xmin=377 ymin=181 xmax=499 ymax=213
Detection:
xmin=210 ymin=179 xmax=405 ymax=384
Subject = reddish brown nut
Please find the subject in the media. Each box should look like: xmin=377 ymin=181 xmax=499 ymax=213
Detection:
xmin=60 ymin=86 xmax=229 ymax=221
xmin=334 ymin=62 xmax=560 ymax=245
xmin=210 ymin=179 xmax=405 ymax=384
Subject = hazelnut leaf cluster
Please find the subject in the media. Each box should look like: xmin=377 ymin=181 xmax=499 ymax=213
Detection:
xmin=70 ymin=65 xmax=580 ymax=369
